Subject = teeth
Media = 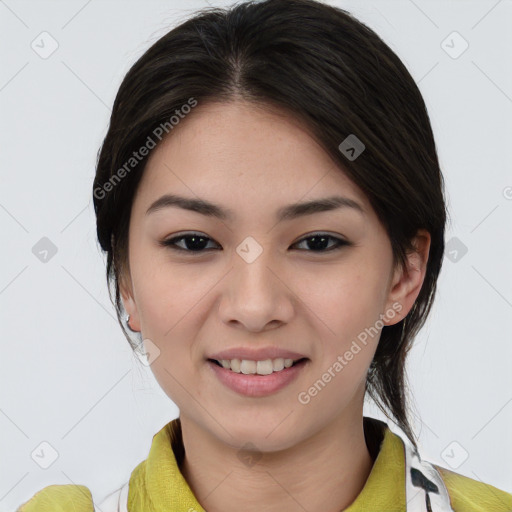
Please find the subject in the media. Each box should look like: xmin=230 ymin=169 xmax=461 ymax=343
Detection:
xmin=256 ymin=360 xmax=273 ymax=375
xmin=240 ymin=360 xmax=256 ymax=374
xmin=216 ymin=357 xmax=301 ymax=375
xmin=273 ymin=358 xmax=285 ymax=371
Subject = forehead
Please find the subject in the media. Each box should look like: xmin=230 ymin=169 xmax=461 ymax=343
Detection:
xmin=134 ymin=100 xmax=370 ymax=216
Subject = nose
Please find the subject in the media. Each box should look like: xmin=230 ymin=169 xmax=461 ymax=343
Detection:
xmin=217 ymin=244 xmax=295 ymax=332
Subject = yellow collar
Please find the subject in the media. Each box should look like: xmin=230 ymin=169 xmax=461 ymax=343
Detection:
xmin=128 ymin=416 xmax=406 ymax=511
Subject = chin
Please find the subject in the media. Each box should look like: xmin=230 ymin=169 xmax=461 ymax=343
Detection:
xmin=210 ymin=414 xmax=304 ymax=453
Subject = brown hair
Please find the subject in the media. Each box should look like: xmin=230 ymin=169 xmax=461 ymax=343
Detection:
xmin=93 ymin=0 xmax=447 ymax=449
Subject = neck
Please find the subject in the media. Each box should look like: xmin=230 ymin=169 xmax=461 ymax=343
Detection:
xmin=179 ymin=412 xmax=375 ymax=512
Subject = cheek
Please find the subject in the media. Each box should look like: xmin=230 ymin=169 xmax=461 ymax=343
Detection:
xmin=134 ymin=260 xmax=203 ymax=403
xmin=292 ymin=256 xmax=389 ymax=389
xmin=297 ymin=261 xmax=387 ymax=337
xmin=131 ymin=245 xmax=206 ymax=334
xmin=129 ymin=249 xmax=216 ymax=382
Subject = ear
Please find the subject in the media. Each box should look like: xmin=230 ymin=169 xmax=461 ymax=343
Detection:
xmin=119 ymin=270 xmax=141 ymax=332
xmin=382 ymin=229 xmax=431 ymax=326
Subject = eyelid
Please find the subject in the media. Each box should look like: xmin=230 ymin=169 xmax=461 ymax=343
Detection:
xmin=292 ymin=232 xmax=351 ymax=251
xmin=292 ymin=231 xmax=349 ymax=244
xmin=160 ymin=231 xmax=351 ymax=253
xmin=159 ymin=232 xmax=220 ymax=252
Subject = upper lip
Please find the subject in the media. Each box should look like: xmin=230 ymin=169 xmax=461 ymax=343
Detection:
xmin=208 ymin=347 xmax=308 ymax=362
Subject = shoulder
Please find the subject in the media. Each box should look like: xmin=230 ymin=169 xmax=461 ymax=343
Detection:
xmin=435 ymin=465 xmax=512 ymax=511
xmin=16 ymin=484 xmax=94 ymax=512
xmin=17 ymin=481 xmax=130 ymax=512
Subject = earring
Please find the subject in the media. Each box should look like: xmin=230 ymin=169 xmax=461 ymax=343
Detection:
xmin=125 ymin=314 xmax=139 ymax=333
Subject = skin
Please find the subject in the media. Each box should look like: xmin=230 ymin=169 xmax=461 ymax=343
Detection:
xmin=120 ymin=100 xmax=430 ymax=512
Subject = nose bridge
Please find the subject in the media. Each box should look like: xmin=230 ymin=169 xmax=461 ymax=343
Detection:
xmin=218 ymin=234 xmax=293 ymax=329
xmin=232 ymin=234 xmax=277 ymax=296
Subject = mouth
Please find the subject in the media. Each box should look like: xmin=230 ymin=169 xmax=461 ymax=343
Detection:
xmin=206 ymin=356 xmax=310 ymax=397
xmin=207 ymin=357 xmax=309 ymax=375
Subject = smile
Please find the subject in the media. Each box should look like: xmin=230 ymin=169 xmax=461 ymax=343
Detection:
xmin=208 ymin=357 xmax=306 ymax=375
xmin=207 ymin=358 xmax=309 ymax=397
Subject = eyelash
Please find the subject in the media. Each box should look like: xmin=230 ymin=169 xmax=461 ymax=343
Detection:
xmin=159 ymin=232 xmax=351 ymax=255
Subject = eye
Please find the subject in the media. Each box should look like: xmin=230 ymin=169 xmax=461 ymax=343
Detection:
xmin=160 ymin=232 xmax=351 ymax=254
xmin=291 ymin=233 xmax=351 ymax=252
xmin=160 ymin=232 xmax=220 ymax=253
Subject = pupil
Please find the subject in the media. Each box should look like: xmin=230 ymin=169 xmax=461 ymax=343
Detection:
xmin=186 ymin=236 xmax=208 ymax=251
xmin=308 ymin=235 xmax=328 ymax=251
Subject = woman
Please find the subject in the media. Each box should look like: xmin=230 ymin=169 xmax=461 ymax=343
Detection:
xmin=17 ymin=0 xmax=512 ymax=510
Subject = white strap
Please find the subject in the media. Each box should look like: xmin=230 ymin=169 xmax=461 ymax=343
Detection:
xmin=403 ymin=436 xmax=454 ymax=511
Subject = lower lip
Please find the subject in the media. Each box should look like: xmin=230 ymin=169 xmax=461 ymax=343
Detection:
xmin=207 ymin=359 xmax=309 ymax=397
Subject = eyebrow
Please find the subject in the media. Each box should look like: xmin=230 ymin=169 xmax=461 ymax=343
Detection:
xmin=145 ymin=193 xmax=365 ymax=221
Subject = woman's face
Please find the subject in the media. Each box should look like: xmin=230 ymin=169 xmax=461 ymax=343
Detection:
xmin=121 ymin=100 xmax=420 ymax=451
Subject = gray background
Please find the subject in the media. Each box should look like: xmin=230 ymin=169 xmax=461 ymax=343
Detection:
xmin=1 ymin=0 xmax=511 ymax=510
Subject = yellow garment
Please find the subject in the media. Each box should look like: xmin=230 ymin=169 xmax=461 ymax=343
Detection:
xmin=17 ymin=417 xmax=512 ymax=511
